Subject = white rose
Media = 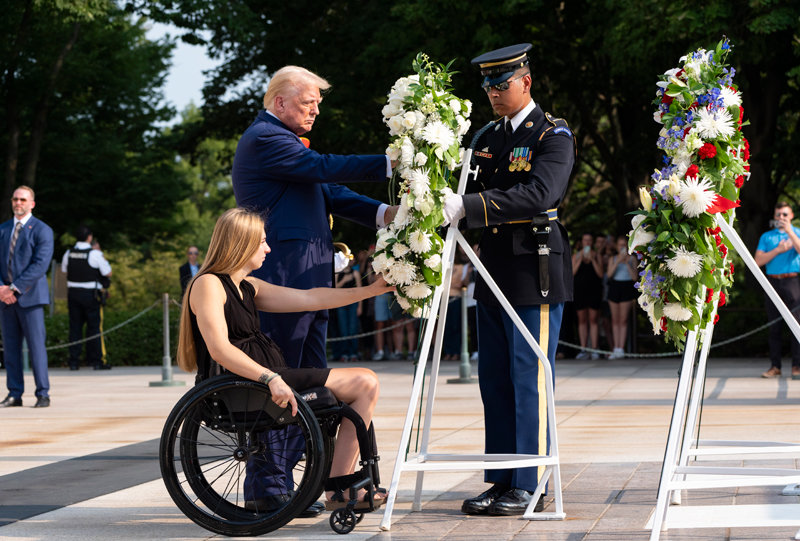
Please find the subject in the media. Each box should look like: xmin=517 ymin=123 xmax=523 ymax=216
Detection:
xmin=386 ymin=144 xmax=401 ymax=162
xmin=424 ymin=254 xmax=441 ymax=270
xmin=388 ymin=115 xmax=405 ymax=136
xmin=414 ymin=152 xmax=428 ymax=167
xmin=402 ymin=111 xmax=418 ymax=129
xmin=400 ymin=138 xmax=415 ymax=167
xmin=464 ymin=100 xmax=472 ymax=116
xmin=449 ymin=98 xmax=461 ymax=113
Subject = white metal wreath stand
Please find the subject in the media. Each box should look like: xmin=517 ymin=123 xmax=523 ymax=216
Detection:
xmin=648 ymin=212 xmax=800 ymax=540
xmin=379 ymin=149 xmax=566 ymax=530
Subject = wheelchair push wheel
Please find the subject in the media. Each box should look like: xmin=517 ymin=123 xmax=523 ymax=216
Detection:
xmin=159 ymin=375 xmax=326 ymax=537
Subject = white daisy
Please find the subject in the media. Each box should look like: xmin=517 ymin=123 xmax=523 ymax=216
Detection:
xmin=695 ymin=106 xmax=735 ymax=140
xmin=392 ymin=242 xmax=410 ymax=258
xmin=679 ymin=176 xmax=716 ymax=217
xmin=405 ymin=282 xmax=432 ymax=300
xmin=666 ymin=246 xmax=703 ymax=278
xmin=408 ymin=229 xmax=432 ymax=254
xmin=387 ymin=260 xmax=416 ymax=286
xmin=420 ymin=120 xmax=456 ymax=149
xmin=663 ymin=303 xmax=692 ymax=321
xmin=719 ymin=86 xmax=741 ymax=107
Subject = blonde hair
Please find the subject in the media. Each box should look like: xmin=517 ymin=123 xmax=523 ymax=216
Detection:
xmin=177 ymin=208 xmax=266 ymax=372
xmin=263 ymin=65 xmax=331 ymax=111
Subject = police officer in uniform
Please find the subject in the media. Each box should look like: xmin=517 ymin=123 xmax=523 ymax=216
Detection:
xmin=443 ymin=43 xmax=576 ymax=515
xmin=61 ymin=226 xmax=112 ymax=370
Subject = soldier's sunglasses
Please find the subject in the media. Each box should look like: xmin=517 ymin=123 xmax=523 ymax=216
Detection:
xmin=484 ymin=75 xmax=523 ymax=93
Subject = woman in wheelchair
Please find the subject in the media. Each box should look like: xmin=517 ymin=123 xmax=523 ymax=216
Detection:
xmin=176 ymin=208 xmax=392 ymax=514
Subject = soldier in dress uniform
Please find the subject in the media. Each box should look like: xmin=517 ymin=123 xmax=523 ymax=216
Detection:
xmin=443 ymin=43 xmax=576 ymax=516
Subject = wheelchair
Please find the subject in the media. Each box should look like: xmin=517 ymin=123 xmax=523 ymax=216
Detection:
xmin=159 ymin=374 xmax=382 ymax=536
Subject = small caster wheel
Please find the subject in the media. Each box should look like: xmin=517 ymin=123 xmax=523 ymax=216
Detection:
xmin=330 ymin=508 xmax=357 ymax=534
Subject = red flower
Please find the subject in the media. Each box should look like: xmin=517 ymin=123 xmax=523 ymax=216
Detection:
xmin=713 ymin=314 xmax=720 ymax=324
xmin=744 ymin=164 xmax=750 ymax=172
xmin=662 ymin=93 xmax=674 ymax=105
xmin=660 ymin=317 xmax=668 ymax=332
xmin=738 ymin=106 xmax=744 ymax=126
xmin=719 ymin=291 xmax=726 ymax=307
xmin=730 ymin=262 xmax=735 ymax=275
xmin=705 ymin=289 xmax=715 ymax=303
xmin=720 ymin=244 xmax=728 ymax=257
xmin=735 ymin=175 xmax=745 ymax=188
xmin=698 ymin=143 xmax=717 ymax=160
xmin=708 ymin=227 xmax=721 ymax=235
xmin=686 ymin=164 xmax=700 ymax=179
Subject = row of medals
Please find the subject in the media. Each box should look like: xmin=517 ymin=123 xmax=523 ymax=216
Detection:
xmin=509 ymin=147 xmax=532 ymax=172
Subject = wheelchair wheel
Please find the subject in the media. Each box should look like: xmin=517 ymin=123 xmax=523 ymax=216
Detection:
xmin=160 ymin=375 xmax=326 ymax=536
xmin=330 ymin=507 xmax=357 ymax=534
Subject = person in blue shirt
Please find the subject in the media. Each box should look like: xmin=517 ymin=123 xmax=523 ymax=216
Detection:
xmin=755 ymin=201 xmax=800 ymax=378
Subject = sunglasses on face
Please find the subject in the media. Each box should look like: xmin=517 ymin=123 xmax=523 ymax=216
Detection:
xmin=483 ymin=75 xmax=524 ymax=93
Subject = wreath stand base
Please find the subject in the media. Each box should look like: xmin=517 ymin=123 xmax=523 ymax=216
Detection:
xmin=647 ymin=213 xmax=800 ymax=540
xmin=379 ymin=149 xmax=566 ymax=530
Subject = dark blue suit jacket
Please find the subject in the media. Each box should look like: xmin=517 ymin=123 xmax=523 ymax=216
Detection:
xmin=232 ymin=111 xmax=387 ymax=367
xmin=0 ymin=216 xmax=54 ymax=307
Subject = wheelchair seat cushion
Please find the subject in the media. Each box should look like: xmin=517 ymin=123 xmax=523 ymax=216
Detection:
xmin=299 ymin=386 xmax=338 ymax=410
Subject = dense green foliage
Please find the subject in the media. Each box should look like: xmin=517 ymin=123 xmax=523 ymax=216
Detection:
xmin=1 ymin=1 xmax=799 ymax=361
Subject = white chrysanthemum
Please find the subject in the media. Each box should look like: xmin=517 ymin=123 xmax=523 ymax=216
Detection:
xmin=414 ymin=152 xmax=428 ymax=167
xmin=671 ymin=149 xmax=693 ymax=178
xmin=408 ymin=168 xmax=430 ymax=197
xmin=663 ymin=303 xmax=692 ymax=322
xmin=666 ymin=246 xmax=703 ymax=278
xmin=679 ymin=176 xmax=716 ymax=217
xmin=420 ymin=120 xmax=456 ymax=149
xmin=720 ymin=86 xmax=742 ymax=107
xmin=411 ymin=306 xmax=423 ymax=318
xmin=405 ymin=282 xmax=432 ymax=300
xmin=695 ymin=106 xmax=735 ymax=140
xmin=424 ymin=253 xmax=441 ymax=270
xmin=392 ymin=242 xmax=410 ymax=258
xmin=408 ymin=229 xmax=433 ymax=254
xmin=372 ymin=253 xmax=393 ymax=274
xmin=388 ymin=260 xmax=416 ymax=286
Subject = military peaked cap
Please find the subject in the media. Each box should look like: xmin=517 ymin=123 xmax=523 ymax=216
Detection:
xmin=471 ymin=43 xmax=532 ymax=88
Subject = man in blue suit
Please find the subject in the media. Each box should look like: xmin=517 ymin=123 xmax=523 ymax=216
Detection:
xmin=233 ymin=65 xmax=394 ymax=370
xmin=0 ymin=186 xmax=54 ymax=408
xmin=232 ymin=65 xmax=395 ymax=515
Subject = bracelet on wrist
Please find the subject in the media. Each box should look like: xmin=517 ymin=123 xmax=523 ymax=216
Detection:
xmin=257 ymin=371 xmax=281 ymax=385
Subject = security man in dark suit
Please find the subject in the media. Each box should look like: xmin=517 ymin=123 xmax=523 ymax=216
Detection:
xmin=179 ymin=245 xmax=200 ymax=297
xmin=61 ymin=226 xmax=112 ymax=370
xmin=443 ymin=43 xmax=576 ymax=516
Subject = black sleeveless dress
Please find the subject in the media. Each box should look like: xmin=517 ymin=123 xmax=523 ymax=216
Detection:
xmin=190 ymin=273 xmax=331 ymax=389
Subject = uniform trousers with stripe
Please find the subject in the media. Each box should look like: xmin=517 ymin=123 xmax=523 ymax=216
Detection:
xmin=477 ymin=301 xmax=563 ymax=492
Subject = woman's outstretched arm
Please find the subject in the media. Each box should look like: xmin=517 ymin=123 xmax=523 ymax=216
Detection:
xmin=249 ymin=275 xmax=393 ymax=313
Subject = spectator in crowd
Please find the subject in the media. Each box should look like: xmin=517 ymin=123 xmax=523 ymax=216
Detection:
xmin=606 ymin=235 xmax=638 ymax=359
xmin=180 ymin=245 xmax=201 ymax=297
xmin=755 ymin=201 xmax=800 ymax=378
xmin=389 ymin=299 xmax=418 ymax=360
xmin=572 ymin=233 xmax=604 ymax=359
xmin=62 ymin=225 xmax=113 ymax=370
xmin=0 ymin=186 xmax=54 ymax=408
xmin=334 ymin=254 xmax=362 ymax=362
xmin=371 ymin=290 xmax=393 ymax=361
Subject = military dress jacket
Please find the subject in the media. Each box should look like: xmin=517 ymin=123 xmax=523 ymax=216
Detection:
xmin=462 ymin=104 xmax=575 ymax=306
xmin=232 ymin=110 xmax=387 ymax=290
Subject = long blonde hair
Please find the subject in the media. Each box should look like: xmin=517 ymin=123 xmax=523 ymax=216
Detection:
xmin=177 ymin=208 xmax=266 ymax=372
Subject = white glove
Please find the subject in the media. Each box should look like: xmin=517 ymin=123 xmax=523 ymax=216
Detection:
xmin=442 ymin=194 xmax=465 ymax=226
xmin=334 ymin=251 xmax=350 ymax=273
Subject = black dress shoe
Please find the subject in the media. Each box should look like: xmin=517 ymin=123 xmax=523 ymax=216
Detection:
xmin=33 ymin=397 xmax=50 ymax=408
xmin=488 ymin=488 xmax=544 ymax=515
xmin=297 ymin=500 xmax=325 ymax=518
xmin=244 ymin=494 xmax=291 ymax=512
xmin=461 ymin=483 xmax=509 ymax=515
xmin=94 ymin=364 xmax=112 ymax=370
xmin=0 ymin=395 xmax=22 ymax=407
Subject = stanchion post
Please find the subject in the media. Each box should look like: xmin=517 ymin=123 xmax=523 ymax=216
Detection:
xmin=149 ymin=293 xmax=185 ymax=387
xmin=447 ymin=287 xmax=476 ymax=384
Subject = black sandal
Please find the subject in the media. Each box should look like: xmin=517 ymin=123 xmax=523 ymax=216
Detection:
xmin=324 ymin=473 xmax=386 ymax=511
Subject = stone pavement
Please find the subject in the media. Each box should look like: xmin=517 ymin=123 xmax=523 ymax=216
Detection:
xmin=1 ymin=356 xmax=800 ymax=540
